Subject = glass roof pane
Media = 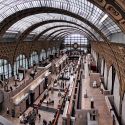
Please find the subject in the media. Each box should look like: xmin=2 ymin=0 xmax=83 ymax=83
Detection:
xmin=27 ymin=21 xmax=96 ymax=40
xmin=64 ymin=34 xmax=88 ymax=45
xmin=43 ymin=28 xmax=89 ymax=40
xmin=7 ymin=13 xmax=92 ymax=33
xmin=0 ymin=0 xmax=121 ymax=37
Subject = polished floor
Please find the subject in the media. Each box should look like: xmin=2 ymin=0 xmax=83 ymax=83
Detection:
xmin=80 ymin=59 xmax=113 ymax=125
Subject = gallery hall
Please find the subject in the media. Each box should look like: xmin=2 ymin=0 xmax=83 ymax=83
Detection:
xmin=0 ymin=0 xmax=125 ymax=125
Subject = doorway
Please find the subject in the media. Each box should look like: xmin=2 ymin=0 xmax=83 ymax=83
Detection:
xmin=29 ymin=92 xmax=35 ymax=105
xmin=39 ymin=85 xmax=40 ymax=96
xmin=26 ymin=98 xmax=30 ymax=109
xmin=111 ymin=65 xmax=116 ymax=95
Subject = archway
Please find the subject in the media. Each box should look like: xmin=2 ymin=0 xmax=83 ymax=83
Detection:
xmin=104 ymin=62 xmax=108 ymax=89
xmin=113 ymin=72 xmax=120 ymax=116
xmin=30 ymin=51 xmax=39 ymax=66
xmin=47 ymin=48 xmax=51 ymax=59
xmin=14 ymin=54 xmax=28 ymax=75
xmin=14 ymin=54 xmax=28 ymax=81
xmin=40 ymin=49 xmax=45 ymax=61
xmin=93 ymin=51 xmax=98 ymax=67
xmin=0 ymin=59 xmax=12 ymax=81
xmin=97 ymin=55 xmax=101 ymax=73
xmin=107 ymin=65 xmax=116 ymax=94
xmin=101 ymin=58 xmax=105 ymax=76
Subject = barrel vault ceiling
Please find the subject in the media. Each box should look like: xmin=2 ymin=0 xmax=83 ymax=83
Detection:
xmin=0 ymin=0 xmax=124 ymax=41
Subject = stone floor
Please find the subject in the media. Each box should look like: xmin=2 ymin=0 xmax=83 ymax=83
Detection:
xmin=81 ymin=60 xmax=113 ymax=125
xmin=41 ymin=91 xmax=64 ymax=109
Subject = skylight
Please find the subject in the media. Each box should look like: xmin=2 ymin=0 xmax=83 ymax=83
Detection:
xmin=99 ymin=14 xmax=108 ymax=24
xmin=0 ymin=0 xmax=121 ymax=39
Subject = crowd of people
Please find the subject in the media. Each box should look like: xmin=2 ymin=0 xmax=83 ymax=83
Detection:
xmin=18 ymin=107 xmax=60 ymax=125
xmin=19 ymin=108 xmax=37 ymax=125
xmin=19 ymin=107 xmax=55 ymax=125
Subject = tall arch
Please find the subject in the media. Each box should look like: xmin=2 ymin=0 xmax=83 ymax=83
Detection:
xmin=29 ymin=51 xmax=39 ymax=66
xmin=101 ymin=58 xmax=105 ymax=76
xmin=113 ymin=71 xmax=121 ymax=117
xmin=104 ymin=62 xmax=108 ymax=88
xmin=47 ymin=48 xmax=51 ymax=58
xmin=97 ymin=54 xmax=101 ymax=73
xmin=107 ymin=65 xmax=116 ymax=94
xmin=40 ymin=49 xmax=46 ymax=61
xmin=0 ymin=59 xmax=12 ymax=80
xmin=14 ymin=54 xmax=28 ymax=75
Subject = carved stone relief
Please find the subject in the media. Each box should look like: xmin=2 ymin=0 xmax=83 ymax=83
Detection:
xmin=105 ymin=4 xmax=122 ymax=20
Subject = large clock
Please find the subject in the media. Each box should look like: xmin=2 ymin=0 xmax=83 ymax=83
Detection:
xmin=73 ymin=43 xmax=78 ymax=49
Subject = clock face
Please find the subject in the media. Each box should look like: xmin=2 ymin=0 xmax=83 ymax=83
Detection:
xmin=73 ymin=43 xmax=78 ymax=49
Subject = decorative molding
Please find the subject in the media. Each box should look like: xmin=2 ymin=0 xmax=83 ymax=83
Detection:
xmin=115 ymin=0 xmax=125 ymax=11
xmin=119 ymin=19 xmax=125 ymax=30
xmin=105 ymin=4 xmax=122 ymax=20
xmin=93 ymin=0 xmax=106 ymax=7
xmin=91 ymin=41 xmax=125 ymax=98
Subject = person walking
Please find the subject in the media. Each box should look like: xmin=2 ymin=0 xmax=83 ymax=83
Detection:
xmin=6 ymin=107 xmax=9 ymax=115
xmin=38 ymin=114 xmax=41 ymax=121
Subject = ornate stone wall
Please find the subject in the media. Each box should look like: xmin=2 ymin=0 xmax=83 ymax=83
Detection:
xmin=0 ymin=40 xmax=59 ymax=66
xmin=91 ymin=41 xmax=125 ymax=98
xmin=91 ymin=41 xmax=125 ymax=124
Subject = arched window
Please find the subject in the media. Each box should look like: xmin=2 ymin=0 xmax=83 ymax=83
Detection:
xmin=52 ymin=47 xmax=55 ymax=54
xmin=56 ymin=48 xmax=59 ymax=53
xmin=0 ymin=59 xmax=12 ymax=80
xmin=50 ymin=48 xmax=52 ymax=55
xmin=47 ymin=48 xmax=51 ymax=58
xmin=43 ymin=49 xmax=46 ymax=60
xmin=30 ymin=51 xmax=38 ymax=66
xmin=40 ymin=49 xmax=46 ymax=61
xmin=14 ymin=54 xmax=28 ymax=75
xmin=40 ymin=50 xmax=43 ymax=61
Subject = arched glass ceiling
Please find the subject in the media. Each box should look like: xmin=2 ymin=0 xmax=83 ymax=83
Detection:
xmin=7 ymin=13 xmax=53 ymax=32
xmin=45 ymin=28 xmax=91 ymax=40
xmin=8 ymin=13 xmax=86 ymax=33
xmin=30 ymin=22 xmax=96 ymax=40
xmin=7 ymin=13 xmax=78 ymax=33
xmin=31 ymin=21 xmax=91 ymax=34
xmin=41 ymin=27 xmax=85 ymax=39
xmin=51 ymin=31 xmax=93 ymax=42
xmin=65 ymin=34 xmax=88 ymax=45
xmin=6 ymin=14 xmax=97 ymax=40
xmin=0 ymin=0 xmax=121 ymax=37
xmin=32 ymin=26 xmax=95 ymax=40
